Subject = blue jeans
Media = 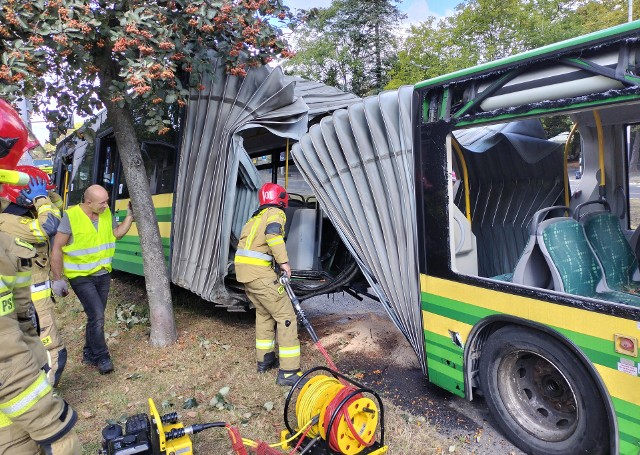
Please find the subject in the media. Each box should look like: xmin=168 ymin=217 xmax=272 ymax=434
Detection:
xmin=69 ymin=273 xmax=111 ymax=362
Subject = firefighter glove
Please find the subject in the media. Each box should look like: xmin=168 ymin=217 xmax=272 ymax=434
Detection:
xmin=52 ymin=279 xmax=69 ymax=297
xmin=17 ymin=177 xmax=48 ymax=206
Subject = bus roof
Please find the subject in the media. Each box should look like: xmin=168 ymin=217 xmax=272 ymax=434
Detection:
xmin=414 ymin=20 xmax=640 ymax=90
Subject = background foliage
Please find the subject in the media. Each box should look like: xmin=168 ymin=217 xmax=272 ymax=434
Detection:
xmin=285 ymin=0 xmax=640 ymax=93
xmin=0 ymin=0 xmax=297 ymax=142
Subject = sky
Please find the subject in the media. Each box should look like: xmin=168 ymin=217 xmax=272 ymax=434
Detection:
xmin=283 ymin=0 xmax=460 ymax=23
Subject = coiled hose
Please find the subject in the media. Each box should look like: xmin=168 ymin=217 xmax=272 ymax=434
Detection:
xmin=295 ymin=375 xmax=378 ymax=455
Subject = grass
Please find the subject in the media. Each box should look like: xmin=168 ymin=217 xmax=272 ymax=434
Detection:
xmin=53 ymin=274 xmax=447 ymax=454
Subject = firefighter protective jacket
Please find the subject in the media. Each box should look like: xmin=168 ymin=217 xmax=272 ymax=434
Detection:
xmin=0 ymin=195 xmax=61 ymax=244
xmin=234 ymin=206 xmax=289 ymax=283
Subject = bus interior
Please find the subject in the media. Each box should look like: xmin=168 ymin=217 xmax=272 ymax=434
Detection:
xmin=448 ymin=99 xmax=640 ymax=307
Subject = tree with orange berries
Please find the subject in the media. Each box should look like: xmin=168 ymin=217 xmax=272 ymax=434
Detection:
xmin=0 ymin=0 xmax=296 ymax=347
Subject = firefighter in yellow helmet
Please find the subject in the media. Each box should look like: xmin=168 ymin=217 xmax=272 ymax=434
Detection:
xmin=234 ymin=182 xmax=302 ymax=387
xmin=0 ymin=165 xmax=67 ymax=387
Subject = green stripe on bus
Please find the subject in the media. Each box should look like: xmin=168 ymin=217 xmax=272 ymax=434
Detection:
xmin=115 ymin=243 xmax=170 ymax=255
xmin=424 ymin=338 xmax=463 ymax=371
xmin=422 ymin=292 xmax=497 ymax=324
xmin=422 ymin=293 xmax=638 ymax=371
xmin=154 ymin=206 xmax=172 ymax=216
xmin=612 ymin=397 xmax=640 ymax=427
xmin=112 ymin=258 xmax=144 ymax=276
xmin=424 ymin=330 xmax=464 ymax=397
xmin=117 ymin=235 xmax=171 ymax=246
xmin=619 ymin=439 xmax=640 ymax=455
xmin=618 ymin=416 xmax=640 ymax=446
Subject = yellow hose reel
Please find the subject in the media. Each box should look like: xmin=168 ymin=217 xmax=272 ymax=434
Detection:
xmin=283 ymin=367 xmax=388 ymax=455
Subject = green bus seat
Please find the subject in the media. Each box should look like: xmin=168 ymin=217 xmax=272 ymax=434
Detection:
xmin=537 ymin=218 xmax=640 ymax=307
xmin=581 ymin=211 xmax=640 ymax=294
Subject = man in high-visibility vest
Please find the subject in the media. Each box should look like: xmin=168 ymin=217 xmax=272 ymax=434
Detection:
xmin=51 ymin=184 xmax=133 ymax=375
xmin=0 ymin=167 xmax=68 ymax=387
xmin=0 ymin=98 xmax=81 ymax=454
xmin=234 ymin=182 xmax=302 ymax=387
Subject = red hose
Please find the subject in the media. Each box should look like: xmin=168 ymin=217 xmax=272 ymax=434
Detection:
xmin=226 ymin=425 xmax=248 ymax=455
xmin=315 ymin=341 xmax=338 ymax=372
xmin=256 ymin=442 xmax=283 ymax=455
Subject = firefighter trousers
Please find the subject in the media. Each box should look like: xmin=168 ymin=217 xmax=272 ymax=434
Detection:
xmin=33 ymin=297 xmax=66 ymax=388
xmin=0 ymin=328 xmax=80 ymax=454
xmin=244 ymin=277 xmax=300 ymax=371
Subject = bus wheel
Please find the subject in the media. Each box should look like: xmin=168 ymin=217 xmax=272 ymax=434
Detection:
xmin=479 ymin=326 xmax=608 ymax=455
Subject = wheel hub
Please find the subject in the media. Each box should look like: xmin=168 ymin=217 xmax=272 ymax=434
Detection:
xmin=497 ymin=350 xmax=579 ymax=441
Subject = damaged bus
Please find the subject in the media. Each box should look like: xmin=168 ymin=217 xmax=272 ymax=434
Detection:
xmin=55 ymin=20 xmax=640 ymax=454
xmin=294 ymin=21 xmax=640 ymax=455
xmin=54 ymin=72 xmax=365 ymax=308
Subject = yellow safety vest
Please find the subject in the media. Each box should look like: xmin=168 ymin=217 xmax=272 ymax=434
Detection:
xmin=62 ymin=205 xmax=116 ymax=279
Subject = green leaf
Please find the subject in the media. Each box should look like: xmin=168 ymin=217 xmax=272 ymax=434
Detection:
xmin=218 ymin=386 xmax=230 ymax=396
xmin=183 ymin=398 xmax=198 ymax=409
xmin=165 ymin=94 xmax=177 ymax=104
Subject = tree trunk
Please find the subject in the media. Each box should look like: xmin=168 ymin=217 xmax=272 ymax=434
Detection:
xmin=96 ymin=53 xmax=177 ymax=347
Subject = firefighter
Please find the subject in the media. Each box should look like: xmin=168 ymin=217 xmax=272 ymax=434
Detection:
xmin=0 ymin=98 xmax=80 ymax=454
xmin=0 ymin=167 xmax=67 ymax=387
xmin=234 ymin=182 xmax=302 ymax=387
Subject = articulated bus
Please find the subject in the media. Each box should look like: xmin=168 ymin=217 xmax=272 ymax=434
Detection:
xmin=290 ymin=21 xmax=640 ymax=455
xmin=56 ymin=22 xmax=640 ymax=454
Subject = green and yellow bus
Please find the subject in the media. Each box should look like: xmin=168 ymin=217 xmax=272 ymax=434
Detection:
xmin=411 ymin=22 xmax=640 ymax=455
xmin=56 ymin=21 xmax=640 ymax=454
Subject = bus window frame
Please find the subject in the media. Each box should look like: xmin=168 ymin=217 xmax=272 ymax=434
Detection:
xmin=415 ymin=90 xmax=640 ymax=322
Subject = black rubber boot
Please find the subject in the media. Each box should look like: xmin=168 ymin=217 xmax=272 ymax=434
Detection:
xmin=98 ymin=357 xmax=114 ymax=375
xmin=257 ymin=352 xmax=279 ymax=373
xmin=276 ymin=368 xmax=303 ymax=387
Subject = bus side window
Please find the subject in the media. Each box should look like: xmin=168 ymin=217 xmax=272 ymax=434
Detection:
xmin=628 ymin=124 xmax=640 ymax=230
xmin=118 ymin=141 xmax=176 ymax=198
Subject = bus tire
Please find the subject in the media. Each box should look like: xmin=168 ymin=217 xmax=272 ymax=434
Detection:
xmin=478 ymin=326 xmax=608 ymax=455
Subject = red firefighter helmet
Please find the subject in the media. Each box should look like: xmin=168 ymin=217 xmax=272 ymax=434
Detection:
xmin=258 ymin=182 xmax=288 ymax=208
xmin=0 ymin=165 xmax=55 ymax=204
xmin=0 ymin=98 xmax=29 ymax=171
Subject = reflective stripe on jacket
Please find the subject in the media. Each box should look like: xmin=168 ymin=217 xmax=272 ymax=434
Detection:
xmin=234 ymin=207 xmax=288 ymax=283
xmin=0 ymin=371 xmax=51 ymax=421
xmin=62 ymin=205 xmax=116 ymax=279
xmin=31 ymin=280 xmax=52 ymax=302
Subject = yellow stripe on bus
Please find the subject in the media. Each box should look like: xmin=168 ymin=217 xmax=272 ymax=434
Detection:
xmin=125 ymin=222 xmax=172 ymax=238
xmin=114 ymin=193 xmax=173 ymax=210
xmin=421 ymin=275 xmax=639 ymax=342
xmin=423 ymin=311 xmax=473 ymax=343
xmin=594 ymin=364 xmax=640 ymax=407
